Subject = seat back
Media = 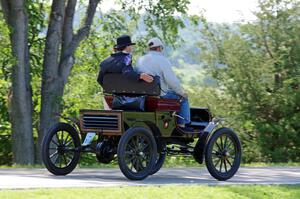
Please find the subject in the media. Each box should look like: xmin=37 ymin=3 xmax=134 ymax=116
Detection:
xmin=102 ymin=73 xmax=160 ymax=96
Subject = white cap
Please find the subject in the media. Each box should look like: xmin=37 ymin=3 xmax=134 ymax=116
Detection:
xmin=148 ymin=37 xmax=164 ymax=48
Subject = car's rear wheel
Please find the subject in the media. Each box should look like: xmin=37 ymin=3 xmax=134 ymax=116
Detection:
xmin=149 ymin=144 xmax=166 ymax=175
xmin=205 ymin=127 xmax=241 ymax=181
xmin=42 ymin=123 xmax=81 ymax=175
xmin=117 ymin=127 xmax=157 ymax=180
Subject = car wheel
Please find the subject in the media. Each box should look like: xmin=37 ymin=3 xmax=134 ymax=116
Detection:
xmin=205 ymin=127 xmax=241 ymax=181
xmin=42 ymin=123 xmax=81 ymax=175
xmin=117 ymin=127 xmax=157 ymax=180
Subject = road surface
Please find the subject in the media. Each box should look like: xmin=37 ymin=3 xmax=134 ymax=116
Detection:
xmin=0 ymin=167 xmax=299 ymax=189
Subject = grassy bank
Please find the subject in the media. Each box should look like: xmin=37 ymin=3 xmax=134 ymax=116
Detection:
xmin=0 ymin=185 xmax=299 ymax=199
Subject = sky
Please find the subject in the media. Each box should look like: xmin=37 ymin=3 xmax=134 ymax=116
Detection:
xmin=100 ymin=0 xmax=259 ymax=23
xmin=187 ymin=0 xmax=258 ymax=22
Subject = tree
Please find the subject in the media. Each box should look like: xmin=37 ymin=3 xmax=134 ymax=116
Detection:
xmin=198 ymin=0 xmax=300 ymax=162
xmin=0 ymin=0 xmax=35 ymax=164
xmin=38 ymin=0 xmax=190 ymax=161
xmin=0 ymin=15 xmax=13 ymax=165
xmin=0 ymin=0 xmax=190 ymax=165
xmin=38 ymin=0 xmax=101 ymax=161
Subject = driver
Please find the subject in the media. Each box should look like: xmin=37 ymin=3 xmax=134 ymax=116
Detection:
xmin=136 ymin=37 xmax=193 ymax=132
xmin=97 ymin=35 xmax=153 ymax=86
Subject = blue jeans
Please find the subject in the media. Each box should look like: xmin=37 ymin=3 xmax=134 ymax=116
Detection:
xmin=161 ymin=91 xmax=191 ymax=125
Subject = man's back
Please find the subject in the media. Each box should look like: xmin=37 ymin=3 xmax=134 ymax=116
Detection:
xmin=137 ymin=51 xmax=164 ymax=77
xmin=137 ymin=51 xmax=184 ymax=96
xmin=97 ymin=52 xmax=139 ymax=85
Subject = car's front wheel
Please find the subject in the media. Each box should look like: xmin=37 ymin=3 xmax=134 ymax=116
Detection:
xmin=205 ymin=127 xmax=241 ymax=181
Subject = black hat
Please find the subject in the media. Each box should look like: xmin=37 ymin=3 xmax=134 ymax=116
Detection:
xmin=114 ymin=35 xmax=136 ymax=49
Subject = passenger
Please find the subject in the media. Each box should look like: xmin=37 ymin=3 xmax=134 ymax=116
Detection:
xmin=97 ymin=35 xmax=153 ymax=86
xmin=136 ymin=38 xmax=193 ymax=132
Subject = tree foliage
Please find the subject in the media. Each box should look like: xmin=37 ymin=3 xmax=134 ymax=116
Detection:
xmin=0 ymin=16 xmax=12 ymax=165
xmin=0 ymin=0 xmax=191 ymax=165
xmin=198 ymin=0 xmax=300 ymax=162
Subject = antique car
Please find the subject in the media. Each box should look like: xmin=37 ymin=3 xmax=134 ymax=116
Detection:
xmin=42 ymin=74 xmax=242 ymax=181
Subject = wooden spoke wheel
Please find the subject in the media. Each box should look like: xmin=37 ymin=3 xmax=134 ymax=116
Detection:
xmin=205 ymin=128 xmax=241 ymax=181
xmin=117 ymin=127 xmax=157 ymax=180
xmin=42 ymin=123 xmax=81 ymax=175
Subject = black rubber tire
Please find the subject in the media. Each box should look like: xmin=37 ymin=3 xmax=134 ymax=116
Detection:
xmin=205 ymin=127 xmax=241 ymax=181
xmin=117 ymin=127 xmax=157 ymax=180
xmin=42 ymin=122 xmax=81 ymax=176
xmin=96 ymin=153 xmax=115 ymax=164
xmin=95 ymin=141 xmax=115 ymax=164
xmin=149 ymin=145 xmax=166 ymax=175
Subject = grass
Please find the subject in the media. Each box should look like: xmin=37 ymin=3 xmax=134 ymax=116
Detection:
xmin=0 ymin=185 xmax=299 ymax=199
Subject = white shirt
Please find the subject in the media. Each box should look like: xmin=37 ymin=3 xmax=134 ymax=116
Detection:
xmin=136 ymin=51 xmax=185 ymax=96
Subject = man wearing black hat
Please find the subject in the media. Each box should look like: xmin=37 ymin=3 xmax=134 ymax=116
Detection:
xmin=97 ymin=35 xmax=153 ymax=86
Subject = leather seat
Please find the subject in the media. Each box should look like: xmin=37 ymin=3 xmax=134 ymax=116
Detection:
xmin=102 ymin=73 xmax=180 ymax=112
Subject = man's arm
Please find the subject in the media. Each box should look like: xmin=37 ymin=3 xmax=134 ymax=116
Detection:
xmin=97 ymin=70 xmax=104 ymax=86
xmin=97 ymin=62 xmax=106 ymax=86
xmin=122 ymin=55 xmax=153 ymax=83
xmin=160 ymin=59 xmax=186 ymax=97
xmin=122 ymin=65 xmax=153 ymax=83
xmin=121 ymin=64 xmax=141 ymax=81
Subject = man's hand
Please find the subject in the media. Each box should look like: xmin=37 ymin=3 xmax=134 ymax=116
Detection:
xmin=140 ymin=73 xmax=154 ymax=83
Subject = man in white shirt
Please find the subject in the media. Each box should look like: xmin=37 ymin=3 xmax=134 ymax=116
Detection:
xmin=137 ymin=38 xmax=192 ymax=132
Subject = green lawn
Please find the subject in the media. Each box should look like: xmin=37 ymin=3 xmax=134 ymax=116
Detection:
xmin=0 ymin=185 xmax=299 ymax=199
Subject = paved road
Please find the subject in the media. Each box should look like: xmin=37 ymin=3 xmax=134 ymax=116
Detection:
xmin=0 ymin=167 xmax=300 ymax=189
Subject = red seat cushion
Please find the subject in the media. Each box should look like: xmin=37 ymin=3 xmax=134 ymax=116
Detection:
xmin=145 ymin=96 xmax=180 ymax=111
xmin=104 ymin=95 xmax=180 ymax=112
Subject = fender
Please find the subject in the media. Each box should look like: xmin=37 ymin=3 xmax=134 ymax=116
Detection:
xmin=144 ymin=121 xmax=165 ymax=153
xmin=193 ymin=118 xmax=224 ymax=164
xmin=54 ymin=113 xmax=81 ymax=133
xmin=124 ymin=117 xmax=162 ymax=138
xmin=129 ymin=119 xmax=164 ymax=152
xmin=124 ymin=120 xmax=164 ymax=153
